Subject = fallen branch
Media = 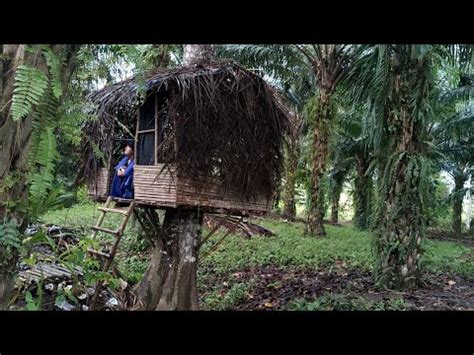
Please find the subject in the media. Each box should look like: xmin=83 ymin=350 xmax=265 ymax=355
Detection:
xmin=204 ymin=214 xmax=275 ymax=238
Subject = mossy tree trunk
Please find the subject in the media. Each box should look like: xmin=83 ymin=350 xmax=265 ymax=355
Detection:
xmin=374 ymin=48 xmax=432 ymax=290
xmin=282 ymin=114 xmax=302 ymax=220
xmin=0 ymin=45 xmax=79 ymax=309
xmin=353 ymin=154 xmax=372 ymax=229
xmin=330 ymin=178 xmax=343 ymax=224
xmin=297 ymin=45 xmax=351 ymax=238
xmin=452 ymin=171 xmax=467 ymax=234
xmin=307 ymin=92 xmax=332 ymax=237
xmin=133 ymin=209 xmax=202 ymax=310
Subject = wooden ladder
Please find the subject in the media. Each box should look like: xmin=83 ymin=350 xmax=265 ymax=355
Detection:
xmin=88 ymin=196 xmax=135 ymax=310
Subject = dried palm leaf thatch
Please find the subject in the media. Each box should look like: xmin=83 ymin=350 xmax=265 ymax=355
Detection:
xmin=80 ymin=60 xmax=290 ymax=201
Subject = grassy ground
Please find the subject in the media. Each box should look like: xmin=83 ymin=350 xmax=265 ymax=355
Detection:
xmin=42 ymin=202 xmax=474 ymax=310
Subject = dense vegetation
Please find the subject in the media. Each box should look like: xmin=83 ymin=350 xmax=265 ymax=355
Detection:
xmin=0 ymin=44 xmax=472 ymax=310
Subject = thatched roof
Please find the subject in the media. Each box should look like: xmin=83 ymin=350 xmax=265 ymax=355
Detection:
xmin=80 ymin=60 xmax=290 ymax=201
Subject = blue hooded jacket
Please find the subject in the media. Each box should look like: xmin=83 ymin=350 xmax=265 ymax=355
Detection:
xmin=110 ymin=155 xmax=135 ymax=199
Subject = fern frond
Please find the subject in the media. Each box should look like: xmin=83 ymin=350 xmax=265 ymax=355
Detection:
xmin=29 ymin=128 xmax=59 ymax=203
xmin=11 ymin=65 xmax=48 ymax=121
xmin=0 ymin=219 xmax=21 ymax=249
xmin=42 ymin=47 xmax=63 ymax=99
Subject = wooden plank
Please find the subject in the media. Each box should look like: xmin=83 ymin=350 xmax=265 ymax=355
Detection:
xmin=178 ymin=191 xmax=270 ymax=205
xmin=134 ymin=165 xmax=178 ymax=207
xmin=155 ymin=94 xmax=158 ymax=165
xmin=135 ymin=180 xmax=177 ymax=186
xmin=98 ymin=207 xmax=129 ymax=215
xmin=91 ymin=196 xmax=112 ymax=239
xmin=134 ymin=196 xmax=177 ymax=203
xmin=134 ymin=192 xmax=177 ymax=199
xmin=134 ymin=164 xmax=271 ymax=212
xmin=91 ymin=226 xmax=118 ymax=235
xmin=136 ymin=164 xmax=177 ymax=172
xmin=137 ymin=129 xmax=156 ymax=134
xmin=134 ymin=199 xmax=177 ymax=208
xmin=177 ymin=197 xmax=271 ymax=211
xmin=134 ymin=189 xmax=177 ymax=196
xmin=87 ymin=248 xmax=111 ymax=258
xmin=178 ymin=191 xmax=269 ymax=204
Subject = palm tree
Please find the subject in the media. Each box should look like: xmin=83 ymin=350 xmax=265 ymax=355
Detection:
xmin=433 ymin=73 xmax=474 ymax=234
xmin=217 ymin=45 xmax=314 ymax=220
xmin=218 ymin=44 xmax=357 ymax=236
xmin=347 ymin=45 xmax=472 ymax=289
xmin=330 ymin=105 xmax=373 ymax=229
xmin=346 ymin=45 xmax=431 ymax=288
xmin=282 ymin=112 xmax=305 ymax=219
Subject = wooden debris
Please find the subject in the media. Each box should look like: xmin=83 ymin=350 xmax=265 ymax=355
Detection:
xmin=204 ymin=214 xmax=275 ymax=238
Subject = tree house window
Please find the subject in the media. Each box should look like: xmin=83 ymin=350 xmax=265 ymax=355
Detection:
xmin=136 ymin=95 xmax=156 ymax=165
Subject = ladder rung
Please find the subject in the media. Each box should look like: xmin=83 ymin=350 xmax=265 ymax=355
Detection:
xmin=87 ymin=248 xmax=111 ymax=259
xmin=111 ymin=197 xmax=134 ymax=203
xmin=137 ymin=129 xmax=156 ymax=134
xmin=98 ymin=207 xmax=129 ymax=215
xmin=91 ymin=226 xmax=119 ymax=235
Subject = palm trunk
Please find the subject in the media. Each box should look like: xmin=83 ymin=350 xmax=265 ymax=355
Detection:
xmin=183 ymin=44 xmax=214 ymax=66
xmin=376 ymin=120 xmax=424 ymax=289
xmin=354 ymin=155 xmax=371 ymax=229
xmin=152 ymin=44 xmax=171 ymax=68
xmin=282 ymin=139 xmax=299 ymax=219
xmin=452 ymin=173 xmax=466 ymax=234
xmin=307 ymin=93 xmax=332 ymax=237
xmin=330 ymin=181 xmax=343 ymax=224
xmin=375 ymin=50 xmax=431 ymax=289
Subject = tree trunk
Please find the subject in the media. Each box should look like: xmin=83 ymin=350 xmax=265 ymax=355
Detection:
xmin=466 ymin=173 xmax=472 ymax=233
xmin=0 ymin=45 xmax=38 ymax=310
xmin=133 ymin=209 xmax=202 ymax=310
xmin=330 ymin=178 xmax=343 ymax=224
xmin=0 ymin=44 xmax=79 ymax=309
xmin=374 ymin=49 xmax=431 ymax=290
xmin=452 ymin=173 xmax=466 ymax=234
xmin=353 ymin=155 xmax=371 ymax=230
xmin=306 ymin=93 xmax=332 ymax=237
xmin=133 ymin=45 xmax=214 ymax=310
xmin=282 ymin=137 xmax=299 ymax=219
xmin=152 ymin=44 xmax=171 ymax=68
xmin=183 ymin=45 xmax=215 ymax=66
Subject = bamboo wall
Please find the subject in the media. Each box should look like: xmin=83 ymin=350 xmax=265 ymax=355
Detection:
xmin=89 ymin=164 xmax=272 ymax=213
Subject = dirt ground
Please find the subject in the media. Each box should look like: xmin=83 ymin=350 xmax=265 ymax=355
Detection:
xmin=200 ymin=264 xmax=474 ymax=310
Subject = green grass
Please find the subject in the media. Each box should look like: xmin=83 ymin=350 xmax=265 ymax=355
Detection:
xmin=288 ymin=294 xmax=407 ymax=311
xmin=422 ymin=239 xmax=474 ymax=276
xmin=200 ymin=282 xmax=252 ymax=310
xmin=201 ymin=218 xmax=375 ymax=273
xmin=42 ymin=203 xmax=474 ymax=286
xmin=41 ymin=202 xmax=127 ymax=232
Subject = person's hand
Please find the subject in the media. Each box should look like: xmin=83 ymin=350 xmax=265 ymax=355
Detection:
xmin=118 ymin=167 xmax=125 ymax=177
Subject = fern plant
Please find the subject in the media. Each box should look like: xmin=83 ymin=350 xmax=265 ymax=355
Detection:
xmin=0 ymin=219 xmax=21 ymax=250
xmin=11 ymin=65 xmax=49 ymax=121
xmin=10 ymin=46 xmax=72 ymax=220
xmin=0 ymin=218 xmax=22 ymax=272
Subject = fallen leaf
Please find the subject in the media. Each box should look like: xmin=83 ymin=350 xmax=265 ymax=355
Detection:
xmin=448 ymin=280 xmax=456 ymax=286
xmin=264 ymin=302 xmax=273 ymax=308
